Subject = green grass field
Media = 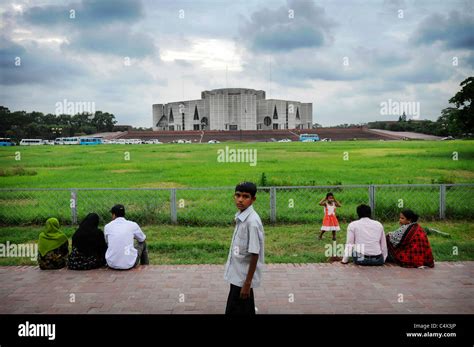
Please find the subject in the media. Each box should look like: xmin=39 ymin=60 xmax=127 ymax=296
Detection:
xmin=1 ymin=140 xmax=473 ymax=188
xmin=1 ymin=140 xmax=473 ymax=225
xmin=0 ymin=221 xmax=472 ymax=265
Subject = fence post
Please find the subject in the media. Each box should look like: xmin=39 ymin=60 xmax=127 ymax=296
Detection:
xmin=368 ymin=185 xmax=376 ymax=218
xmin=170 ymin=188 xmax=177 ymax=224
xmin=70 ymin=189 xmax=77 ymax=225
xmin=270 ymin=187 xmax=276 ymax=223
xmin=439 ymin=184 xmax=446 ymax=219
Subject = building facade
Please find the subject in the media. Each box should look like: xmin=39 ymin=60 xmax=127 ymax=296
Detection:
xmin=153 ymin=88 xmax=312 ymax=131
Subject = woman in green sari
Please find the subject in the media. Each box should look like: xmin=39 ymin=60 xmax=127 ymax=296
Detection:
xmin=37 ymin=218 xmax=69 ymax=270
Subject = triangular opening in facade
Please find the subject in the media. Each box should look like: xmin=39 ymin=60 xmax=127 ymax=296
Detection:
xmin=193 ymin=105 xmax=199 ymax=120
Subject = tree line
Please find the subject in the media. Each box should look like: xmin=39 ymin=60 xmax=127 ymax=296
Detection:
xmin=0 ymin=107 xmax=117 ymax=141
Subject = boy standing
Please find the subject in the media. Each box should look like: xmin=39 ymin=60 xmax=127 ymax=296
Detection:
xmin=224 ymin=182 xmax=265 ymax=315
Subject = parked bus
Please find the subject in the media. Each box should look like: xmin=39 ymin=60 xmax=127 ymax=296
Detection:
xmin=20 ymin=139 xmax=44 ymax=146
xmin=79 ymin=137 xmax=102 ymax=145
xmin=299 ymin=133 xmax=320 ymax=142
xmin=0 ymin=138 xmax=15 ymax=146
xmin=62 ymin=137 xmax=80 ymax=145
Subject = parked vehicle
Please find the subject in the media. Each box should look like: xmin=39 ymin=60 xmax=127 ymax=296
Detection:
xmin=299 ymin=134 xmax=320 ymax=142
xmin=0 ymin=138 xmax=15 ymax=146
xmin=79 ymin=138 xmax=102 ymax=145
xmin=278 ymin=138 xmax=292 ymax=142
xmin=20 ymin=139 xmax=44 ymax=146
xmin=62 ymin=137 xmax=80 ymax=145
xmin=208 ymin=139 xmax=220 ymax=144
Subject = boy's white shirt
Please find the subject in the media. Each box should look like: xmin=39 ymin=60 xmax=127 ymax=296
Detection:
xmin=224 ymin=204 xmax=265 ymax=288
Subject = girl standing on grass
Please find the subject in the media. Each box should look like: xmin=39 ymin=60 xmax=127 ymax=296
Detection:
xmin=318 ymin=192 xmax=341 ymax=241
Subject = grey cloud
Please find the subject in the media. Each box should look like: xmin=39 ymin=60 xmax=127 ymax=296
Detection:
xmin=62 ymin=27 xmax=156 ymax=57
xmin=22 ymin=0 xmax=143 ymax=27
xmin=17 ymin=0 xmax=154 ymax=57
xmin=240 ymin=0 xmax=335 ymax=53
xmin=412 ymin=11 xmax=474 ymax=50
xmin=0 ymin=37 xmax=85 ymax=86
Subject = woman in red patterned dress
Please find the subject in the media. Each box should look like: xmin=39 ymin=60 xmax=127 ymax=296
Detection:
xmin=318 ymin=192 xmax=341 ymax=241
xmin=386 ymin=209 xmax=434 ymax=268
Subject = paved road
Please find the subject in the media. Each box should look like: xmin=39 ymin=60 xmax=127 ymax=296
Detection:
xmin=1 ymin=262 xmax=472 ymax=314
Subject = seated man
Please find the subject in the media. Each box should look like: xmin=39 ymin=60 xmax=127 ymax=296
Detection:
xmin=341 ymin=204 xmax=387 ymax=266
xmin=104 ymin=204 xmax=149 ymax=270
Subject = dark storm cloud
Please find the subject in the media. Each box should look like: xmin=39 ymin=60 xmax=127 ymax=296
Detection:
xmin=62 ymin=27 xmax=156 ymax=57
xmin=0 ymin=37 xmax=85 ymax=86
xmin=239 ymin=0 xmax=335 ymax=52
xmin=412 ymin=11 xmax=474 ymax=50
xmin=19 ymin=0 xmax=155 ymax=57
xmin=23 ymin=0 xmax=144 ymax=27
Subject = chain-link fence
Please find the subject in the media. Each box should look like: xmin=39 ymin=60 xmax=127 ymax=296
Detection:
xmin=0 ymin=184 xmax=472 ymax=226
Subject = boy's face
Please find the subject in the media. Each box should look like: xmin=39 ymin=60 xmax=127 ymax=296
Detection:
xmin=234 ymin=191 xmax=256 ymax=211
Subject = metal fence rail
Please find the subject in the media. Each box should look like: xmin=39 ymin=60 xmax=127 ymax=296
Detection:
xmin=0 ymin=184 xmax=473 ymax=226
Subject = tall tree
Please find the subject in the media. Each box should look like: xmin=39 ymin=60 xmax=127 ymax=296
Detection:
xmin=447 ymin=77 xmax=473 ymax=135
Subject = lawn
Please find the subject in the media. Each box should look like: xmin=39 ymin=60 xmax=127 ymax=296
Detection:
xmin=1 ymin=141 xmax=473 ymax=225
xmin=0 ymin=221 xmax=472 ymax=265
xmin=0 ymin=140 xmax=473 ymax=188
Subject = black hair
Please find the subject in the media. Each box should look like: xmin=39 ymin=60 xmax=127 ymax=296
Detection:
xmin=110 ymin=204 xmax=125 ymax=217
xmin=400 ymin=209 xmax=419 ymax=222
xmin=235 ymin=181 xmax=257 ymax=197
xmin=326 ymin=192 xmax=334 ymax=199
xmin=356 ymin=204 xmax=372 ymax=218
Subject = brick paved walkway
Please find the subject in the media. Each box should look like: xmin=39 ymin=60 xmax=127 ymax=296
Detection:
xmin=1 ymin=262 xmax=473 ymax=314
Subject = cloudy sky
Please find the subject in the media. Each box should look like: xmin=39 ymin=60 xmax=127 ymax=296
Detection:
xmin=0 ymin=0 xmax=473 ymax=127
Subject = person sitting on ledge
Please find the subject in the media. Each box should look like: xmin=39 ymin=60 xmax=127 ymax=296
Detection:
xmin=38 ymin=217 xmax=69 ymax=270
xmin=386 ymin=209 xmax=434 ymax=268
xmin=104 ymin=204 xmax=149 ymax=270
xmin=68 ymin=213 xmax=107 ymax=270
xmin=341 ymin=204 xmax=387 ymax=266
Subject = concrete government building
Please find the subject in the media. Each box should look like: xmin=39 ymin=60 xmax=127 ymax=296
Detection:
xmin=152 ymin=88 xmax=312 ymax=131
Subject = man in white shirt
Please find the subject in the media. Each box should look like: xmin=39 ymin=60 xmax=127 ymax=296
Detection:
xmin=224 ymin=182 xmax=265 ymax=315
xmin=342 ymin=204 xmax=387 ymax=266
xmin=104 ymin=204 xmax=149 ymax=270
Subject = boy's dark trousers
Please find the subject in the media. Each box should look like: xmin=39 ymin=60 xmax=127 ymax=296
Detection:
xmin=225 ymin=284 xmax=255 ymax=315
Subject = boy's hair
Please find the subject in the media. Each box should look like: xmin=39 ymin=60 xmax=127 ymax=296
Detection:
xmin=235 ymin=182 xmax=257 ymax=197
xmin=401 ymin=209 xmax=419 ymax=222
xmin=326 ymin=192 xmax=334 ymax=199
xmin=356 ymin=204 xmax=372 ymax=218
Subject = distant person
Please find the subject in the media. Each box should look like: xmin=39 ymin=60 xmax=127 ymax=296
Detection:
xmin=318 ymin=192 xmax=341 ymax=241
xmin=341 ymin=204 xmax=387 ymax=266
xmin=224 ymin=182 xmax=265 ymax=315
xmin=68 ymin=213 xmax=107 ymax=270
xmin=386 ymin=209 xmax=434 ymax=268
xmin=37 ymin=217 xmax=69 ymax=270
xmin=104 ymin=205 xmax=149 ymax=270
